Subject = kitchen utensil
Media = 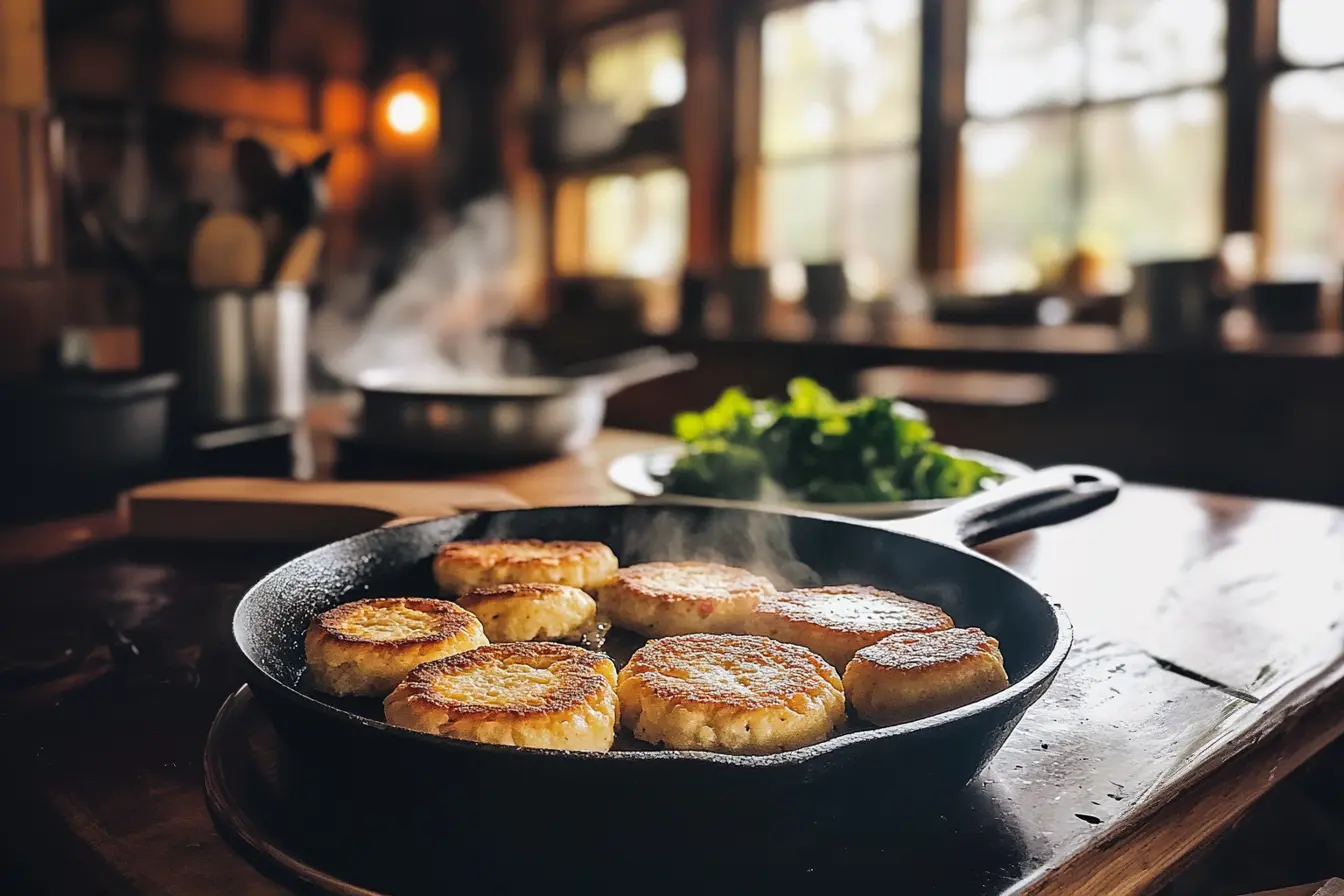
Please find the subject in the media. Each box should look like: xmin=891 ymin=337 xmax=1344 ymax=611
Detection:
xmin=1124 ymin=258 xmax=1228 ymax=347
xmin=190 ymin=212 xmax=267 ymax=289
xmin=804 ymin=261 xmax=850 ymax=337
xmin=275 ymin=150 xmax=332 ymax=235
xmin=272 ymin=227 xmax=325 ymax=287
xmin=233 ymin=137 xmax=284 ymax=219
xmin=122 ymin=478 xmax=527 ymax=543
xmin=607 ymin=446 xmax=1033 ymax=520
xmin=180 ymin=286 xmax=308 ymax=427
xmin=1250 ymin=280 xmax=1323 ymax=333
xmin=354 ymin=347 xmax=698 ymax=462
xmin=232 ymin=465 xmax=1119 ymax=850
xmin=0 ymin=371 xmax=178 ymax=521
xmin=724 ymin=264 xmax=770 ymax=337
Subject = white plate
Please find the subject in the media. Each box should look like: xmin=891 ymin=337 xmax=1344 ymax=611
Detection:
xmin=607 ymin=447 xmax=1033 ymax=521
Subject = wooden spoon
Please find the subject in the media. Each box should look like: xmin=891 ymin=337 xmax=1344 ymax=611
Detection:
xmin=273 ymin=226 xmax=325 ymax=287
xmin=189 ymin=212 xmax=266 ymax=290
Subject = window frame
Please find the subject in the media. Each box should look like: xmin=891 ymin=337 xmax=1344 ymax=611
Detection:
xmin=735 ymin=0 xmax=932 ymax=286
xmin=550 ymin=9 xmax=689 ymax=280
xmin=957 ymin=0 xmax=1233 ymax=285
xmin=541 ymin=0 xmax=1316 ymax=304
xmin=1257 ymin=0 xmax=1344 ymax=276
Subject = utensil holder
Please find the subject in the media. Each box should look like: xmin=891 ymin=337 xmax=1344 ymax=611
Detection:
xmin=173 ymin=286 xmax=309 ymax=429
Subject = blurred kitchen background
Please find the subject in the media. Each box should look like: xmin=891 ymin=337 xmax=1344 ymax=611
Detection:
xmin=5 ymin=0 xmax=1344 ymax=517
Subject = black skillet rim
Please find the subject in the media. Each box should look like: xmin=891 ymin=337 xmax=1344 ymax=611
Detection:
xmin=232 ymin=507 xmax=1074 ymax=769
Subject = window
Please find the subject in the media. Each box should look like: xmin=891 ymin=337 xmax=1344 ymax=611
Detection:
xmin=582 ymin=17 xmax=686 ymax=124
xmin=583 ymin=170 xmax=688 ymax=277
xmin=1266 ymin=0 xmax=1344 ymax=279
xmin=569 ymin=17 xmax=688 ymax=279
xmin=757 ymin=0 xmax=922 ymax=296
xmin=963 ymin=0 xmax=1227 ymax=291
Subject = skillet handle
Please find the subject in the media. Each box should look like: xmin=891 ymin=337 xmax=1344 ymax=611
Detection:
xmin=584 ymin=350 xmax=699 ymax=397
xmin=884 ymin=465 xmax=1123 ymax=548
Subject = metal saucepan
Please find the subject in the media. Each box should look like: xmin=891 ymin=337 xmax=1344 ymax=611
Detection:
xmin=352 ymin=347 xmax=697 ymax=462
xmin=231 ymin=465 xmax=1120 ymax=864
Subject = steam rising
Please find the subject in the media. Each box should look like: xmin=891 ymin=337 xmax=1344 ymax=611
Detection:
xmin=621 ymin=508 xmax=821 ymax=590
xmin=312 ymin=194 xmax=532 ymax=386
xmin=480 ymin=506 xmax=822 ymax=592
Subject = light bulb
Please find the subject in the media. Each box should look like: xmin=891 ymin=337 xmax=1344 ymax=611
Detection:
xmin=387 ymin=90 xmax=429 ymax=136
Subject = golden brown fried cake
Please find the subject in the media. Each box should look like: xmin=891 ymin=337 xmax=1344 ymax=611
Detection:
xmin=432 ymin=539 xmax=618 ymax=596
xmin=597 ymin=561 xmax=775 ymax=636
xmin=456 ymin=583 xmax=597 ymax=643
xmin=304 ymin=598 xmax=488 ymax=697
xmin=745 ymin=585 xmax=953 ymax=670
xmin=383 ymin=642 xmax=619 ymax=752
xmin=616 ymin=633 xmax=846 ymax=754
xmin=843 ymin=627 xmax=1009 ymax=726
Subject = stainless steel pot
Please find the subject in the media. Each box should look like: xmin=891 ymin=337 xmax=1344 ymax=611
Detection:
xmin=182 ymin=285 xmax=309 ymax=427
xmin=355 ymin=347 xmax=696 ymax=461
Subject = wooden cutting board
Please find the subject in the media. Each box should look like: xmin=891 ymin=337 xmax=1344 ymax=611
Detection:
xmin=120 ymin=478 xmax=529 ymax=544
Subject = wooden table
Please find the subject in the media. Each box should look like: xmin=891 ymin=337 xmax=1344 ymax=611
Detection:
xmin=2 ymin=429 xmax=1343 ymax=895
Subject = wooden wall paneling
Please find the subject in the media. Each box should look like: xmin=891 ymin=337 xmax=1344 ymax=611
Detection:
xmin=269 ymin=0 xmax=367 ymax=78
xmin=552 ymin=179 xmax=589 ymax=275
xmin=0 ymin=112 xmax=27 ymax=270
xmin=0 ymin=275 xmax=60 ymax=378
xmin=916 ymin=0 xmax=967 ymax=278
xmin=165 ymin=0 xmax=249 ymax=57
xmin=1225 ymin=0 xmax=1280 ymax=264
xmin=51 ymin=35 xmax=314 ymax=129
xmin=48 ymin=34 xmax=140 ymax=100
xmin=159 ymin=56 xmax=312 ymax=128
xmin=319 ymin=79 xmax=368 ymax=140
xmin=681 ymin=0 xmax=732 ymax=273
xmin=729 ymin=3 xmax=763 ymax=265
xmin=553 ymin=0 xmax=676 ymax=39
xmin=0 ymin=0 xmax=46 ymax=109
xmin=502 ymin=0 xmax=548 ymax=318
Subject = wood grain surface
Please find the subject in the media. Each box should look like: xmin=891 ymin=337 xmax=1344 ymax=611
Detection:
xmin=122 ymin=478 xmax=529 ymax=543
xmin=1 ymin=430 xmax=1342 ymax=895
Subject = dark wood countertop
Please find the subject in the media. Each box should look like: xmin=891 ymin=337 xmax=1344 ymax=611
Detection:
xmin=1 ymin=430 xmax=1343 ymax=894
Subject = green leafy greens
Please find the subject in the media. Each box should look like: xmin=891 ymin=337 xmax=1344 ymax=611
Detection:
xmin=658 ymin=378 xmax=1003 ymax=503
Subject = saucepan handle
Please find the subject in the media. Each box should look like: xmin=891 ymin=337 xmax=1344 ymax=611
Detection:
xmin=581 ymin=349 xmax=699 ymax=397
xmin=883 ymin=465 xmax=1123 ymax=548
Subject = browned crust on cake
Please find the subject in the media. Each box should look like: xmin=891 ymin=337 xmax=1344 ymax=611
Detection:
xmin=754 ymin=585 xmax=953 ymax=635
xmin=619 ymin=634 xmax=841 ymax=709
xmin=387 ymin=642 xmax=617 ymax=719
xmin=851 ymin=627 xmax=1002 ymax=670
xmin=456 ymin=582 xmax=586 ymax=608
xmin=434 ymin=539 xmax=615 ymax=573
xmin=603 ymin=561 xmax=775 ymax=605
xmin=308 ymin=598 xmax=482 ymax=649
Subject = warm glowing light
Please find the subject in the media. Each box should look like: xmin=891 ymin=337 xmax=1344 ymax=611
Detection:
xmin=373 ymin=71 xmax=439 ymax=152
xmin=386 ymin=90 xmax=429 ymax=135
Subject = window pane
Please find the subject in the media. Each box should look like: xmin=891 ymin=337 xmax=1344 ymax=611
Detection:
xmin=761 ymin=153 xmax=917 ymax=285
xmin=762 ymin=161 xmax=839 ymax=261
xmin=584 ymin=169 xmax=687 ymax=277
xmin=761 ymin=71 xmax=844 ymax=159
xmin=762 ymin=0 xmax=920 ymax=158
xmin=962 ymin=114 xmax=1075 ymax=288
xmin=1086 ymin=0 xmax=1226 ymax=101
xmin=841 ymin=152 xmax=918 ymax=286
xmin=1267 ymin=70 xmax=1344 ymax=279
xmin=586 ymin=24 xmax=685 ymax=124
xmin=967 ymin=0 xmax=1084 ymax=117
xmin=1280 ymin=0 xmax=1344 ymax=67
xmin=1080 ymin=89 xmax=1224 ymax=262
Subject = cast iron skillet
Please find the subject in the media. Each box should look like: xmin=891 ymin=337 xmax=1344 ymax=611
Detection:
xmin=232 ymin=465 xmax=1119 ymax=849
